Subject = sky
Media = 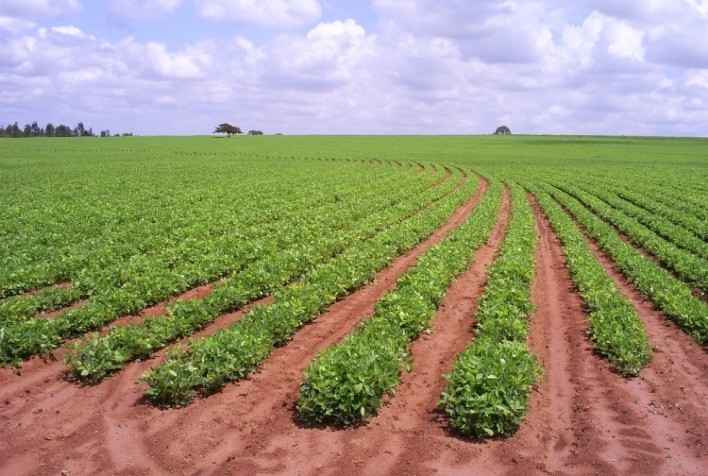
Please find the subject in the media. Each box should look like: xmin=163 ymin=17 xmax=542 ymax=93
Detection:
xmin=1 ymin=0 xmax=707 ymax=136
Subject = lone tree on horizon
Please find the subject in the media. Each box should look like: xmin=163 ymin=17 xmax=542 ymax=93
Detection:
xmin=494 ymin=125 xmax=511 ymax=135
xmin=214 ymin=123 xmax=242 ymax=137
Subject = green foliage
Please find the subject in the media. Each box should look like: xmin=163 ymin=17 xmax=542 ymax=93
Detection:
xmin=139 ymin=171 xmax=478 ymax=407
xmin=1 ymin=136 xmax=705 ymax=419
xmin=440 ymin=184 xmax=541 ymax=438
xmin=440 ymin=338 xmax=541 ymax=438
xmin=542 ymin=184 xmax=708 ymax=345
xmin=2 ymin=155 xmax=447 ymax=366
xmin=529 ymin=183 xmax=654 ymax=372
xmin=296 ymin=181 xmax=503 ymax=426
xmin=64 ymin=169 xmax=460 ymax=382
xmin=555 ymin=183 xmax=708 ymax=291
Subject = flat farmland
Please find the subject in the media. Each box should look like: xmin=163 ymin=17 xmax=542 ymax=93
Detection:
xmin=1 ymin=135 xmax=706 ymax=475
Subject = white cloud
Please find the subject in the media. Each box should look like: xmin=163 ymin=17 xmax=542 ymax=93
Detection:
xmin=256 ymin=19 xmax=373 ymax=92
xmin=44 ymin=25 xmax=94 ymax=40
xmin=685 ymin=70 xmax=708 ymax=89
xmin=144 ymin=41 xmax=207 ymax=79
xmin=0 ymin=16 xmax=36 ymax=33
xmin=197 ymin=0 xmax=321 ymax=28
xmin=606 ymin=21 xmax=644 ymax=62
xmin=1 ymin=1 xmax=707 ymax=136
xmin=685 ymin=0 xmax=708 ymax=17
xmin=374 ymin=0 xmax=557 ymax=63
xmin=0 ymin=0 xmax=81 ymax=19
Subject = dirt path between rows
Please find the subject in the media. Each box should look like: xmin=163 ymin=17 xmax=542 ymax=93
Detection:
xmin=581 ymin=219 xmax=708 ymax=474
xmin=2 ymin=183 xmax=704 ymax=476
xmin=0 ymin=175 xmax=488 ymax=475
xmin=510 ymin=197 xmax=706 ymax=476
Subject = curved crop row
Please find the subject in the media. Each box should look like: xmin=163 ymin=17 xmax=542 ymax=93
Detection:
xmin=138 ymin=173 xmax=479 ymax=407
xmin=574 ymin=180 xmax=708 ymax=260
xmin=64 ymin=169 xmax=462 ymax=383
xmin=0 ymin=284 xmax=83 ymax=326
xmin=296 ymin=181 xmax=502 ymax=426
xmin=554 ymin=183 xmax=708 ymax=292
xmin=1 ymin=164 xmax=429 ymax=322
xmin=439 ymin=183 xmax=541 ymax=438
xmin=588 ymin=179 xmax=708 ymax=242
xmin=543 ymin=184 xmax=708 ymax=344
xmin=1 ymin=160 xmax=393 ymax=298
xmin=598 ymin=175 xmax=707 ymax=229
xmin=528 ymin=183 xmax=652 ymax=375
xmin=1 ymin=168 xmax=454 ymax=366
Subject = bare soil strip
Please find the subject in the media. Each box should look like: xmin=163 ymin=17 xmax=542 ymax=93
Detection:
xmin=0 ymin=176 xmax=486 ymax=476
xmin=513 ymin=197 xmax=705 ymax=476
xmin=580 ymin=220 xmax=708 ymax=474
xmin=3 ymin=182 xmax=703 ymax=476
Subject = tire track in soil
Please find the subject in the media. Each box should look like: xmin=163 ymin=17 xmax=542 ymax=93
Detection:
xmin=0 ymin=174 xmax=483 ymax=476
xmin=581 ymin=224 xmax=708 ymax=475
xmin=0 ymin=294 xmax=273 ymax=476
xmin=510 ymin=197 xmax=685 ymax=476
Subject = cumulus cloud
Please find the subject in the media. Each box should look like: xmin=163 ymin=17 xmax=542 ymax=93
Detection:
xmin=374 ymin=0 xmax=557 ymax=63
xmin=256 ymin=19 xmax=373 ymax=92
xmin=0 ymin=0 xmax=81 ymax=19
xmin=1 ymin=1 xmax=707 ymax=136
xmin=197 ymin=0 xmax=321 ymax=28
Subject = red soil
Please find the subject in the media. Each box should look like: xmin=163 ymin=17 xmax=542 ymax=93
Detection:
xmin=1 ymin=185 xmax=706 ymax=476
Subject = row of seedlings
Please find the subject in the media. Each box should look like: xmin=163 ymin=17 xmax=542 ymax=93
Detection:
xmin=0 ymin=159 xmax=382 ymax=298
xmin=296 ymin=181 xmax=503 ymax=426
xmin=65 ymin=169 xmax=467 ymax=382
xmin=543 ymin=184 xmax=708 ymax=344
xmin=574 ymin=179 xmax=708 ymax=260
xmin=439 ymin=183 xmax=542 ymax=438
xmin=1 ymin=167 xmax=455 ymax=366
xmin=553 ymin=182 xmax=708 ymax=292
xmin=0 ymin=163 xmax=426 ymax=322
xmin=138 ymin=171 xmax=480 ymax=406
xmin=528 ymin=182 xmax=654 ymax=373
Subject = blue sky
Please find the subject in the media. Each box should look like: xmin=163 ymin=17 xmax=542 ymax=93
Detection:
xmin=1 ymin=0 xmax=707 ymax=136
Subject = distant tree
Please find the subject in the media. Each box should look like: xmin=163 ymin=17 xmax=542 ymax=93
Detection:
xmin=214 ymin=123 xmax=242 ymax=137
xmin=30 ymin=121 xmax=43 ymax=136
xmin=100 ymin=129 xmax=110 ymax=137
xmin=45 ymin=123 xmax=55 ymax=137
xmin=56 ymin=124 xmax=72 ymax=137
xmin=247 ymin=130 xmax=264 ymax=135
xmin=494 ymin=125 xmax=511 ymax=135
xmin=23 ymin=124 xmax=32 ymax=137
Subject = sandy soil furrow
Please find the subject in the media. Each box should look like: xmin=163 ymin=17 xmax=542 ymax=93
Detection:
xmin=350 ymin=186 xmax=513 ymax=476
xmin=516 ymin=198 xmax=700 ymax=476
xmin=581 ymin=225 xmax=708 ymax=475
xmin=0 ymin=175 xmax=485 ymax=476
xmin=0 ymin=295 xmax=273 ymax=476
xmin=181 ymin=176 xmax=489 ymax=475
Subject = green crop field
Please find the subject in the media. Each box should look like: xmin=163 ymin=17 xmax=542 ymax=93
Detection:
xmin=1 ymin=135 xmax=706 ymax=440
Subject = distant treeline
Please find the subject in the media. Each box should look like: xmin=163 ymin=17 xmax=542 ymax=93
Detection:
xmin=0 ymin=121 xmax=132 ymax=138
